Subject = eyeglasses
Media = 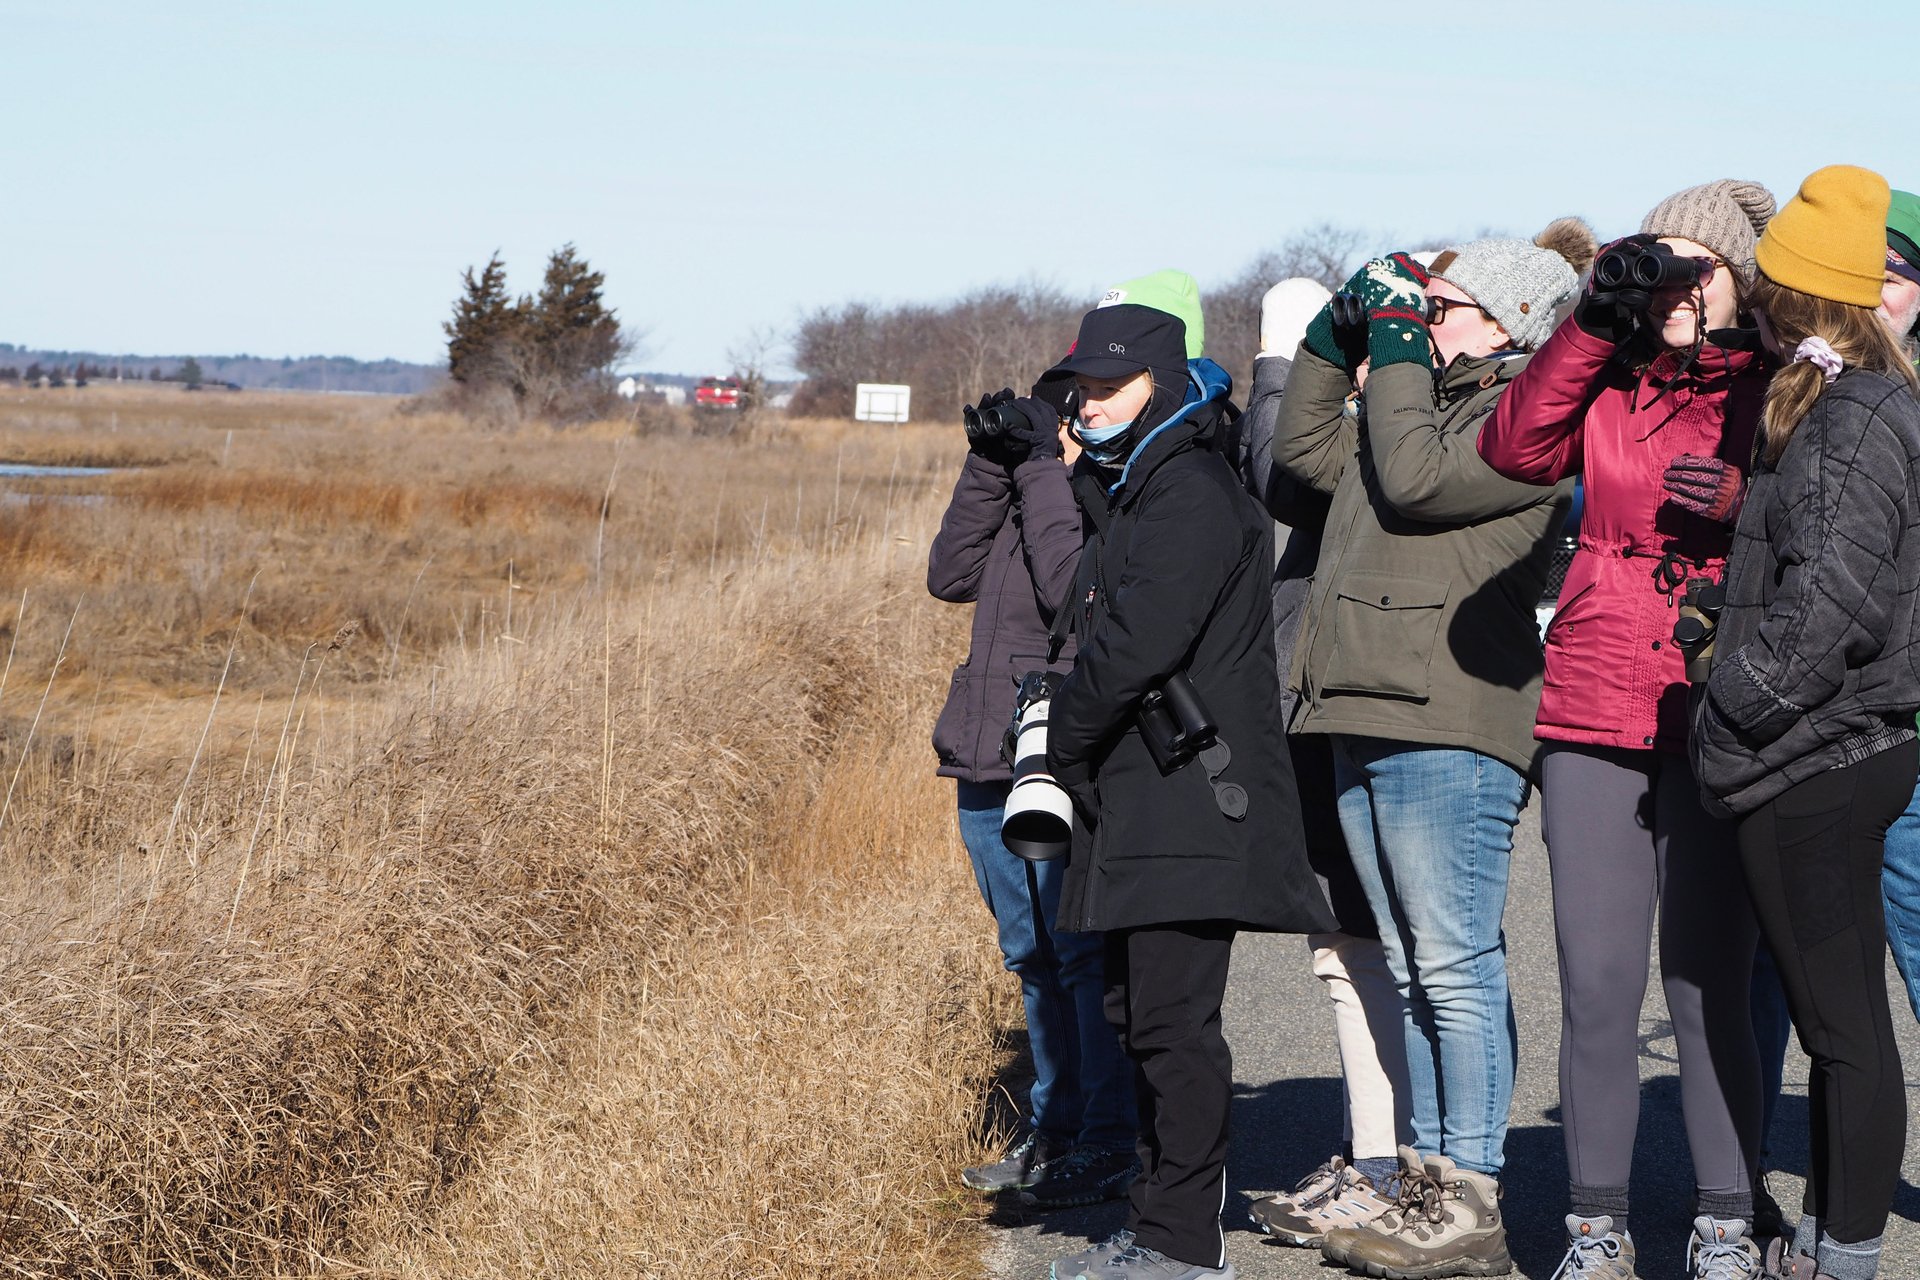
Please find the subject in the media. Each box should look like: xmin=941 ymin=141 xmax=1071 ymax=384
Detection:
xmin=1426 ymin=296 xmax=1490 ymax=325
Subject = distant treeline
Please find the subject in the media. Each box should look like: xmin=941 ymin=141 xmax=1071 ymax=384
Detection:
xmin=0 ymin=344 xmax=444 ymax=395
xmin=789 ymin=224 xmax=1374 ymax=420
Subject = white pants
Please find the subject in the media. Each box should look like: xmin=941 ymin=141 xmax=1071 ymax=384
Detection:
xmin=1309 ymin=930 xmax=1412 ymax=1160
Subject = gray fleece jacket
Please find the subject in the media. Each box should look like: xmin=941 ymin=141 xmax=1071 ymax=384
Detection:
xmin=1692 ymin=367 xmax=1920 ymax=817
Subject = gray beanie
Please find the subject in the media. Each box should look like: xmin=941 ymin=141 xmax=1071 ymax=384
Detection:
xmin=1640 ymin=179 xmax=1777 ymax=282
xmin=1436 ymin=225 xmax=1588 ymax=351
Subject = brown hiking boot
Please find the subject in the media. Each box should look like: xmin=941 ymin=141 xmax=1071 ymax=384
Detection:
xmin=1337 ymin=1149 xmax=1512 ymax=1279
xmin=1319 ymin=1146 xmax=1417 ymax=1268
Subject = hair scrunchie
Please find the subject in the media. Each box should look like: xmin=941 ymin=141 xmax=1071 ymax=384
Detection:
xmin=1793 ymin=336 xmax=1844 ymax=384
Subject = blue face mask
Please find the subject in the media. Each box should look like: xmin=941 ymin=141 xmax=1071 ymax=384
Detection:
xmin=1070 ymin=417 xmax=1133 ymax=466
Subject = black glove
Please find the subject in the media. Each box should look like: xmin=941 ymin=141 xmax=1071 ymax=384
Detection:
xmin=1005 ymin=397 xmax=1064 ymax=460
xmin=1573 ymin=288 xmax=1638 ymax=346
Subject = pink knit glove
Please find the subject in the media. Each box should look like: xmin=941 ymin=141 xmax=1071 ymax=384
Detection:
xmin=1663 ymin=454 xmax=1745 ymax=523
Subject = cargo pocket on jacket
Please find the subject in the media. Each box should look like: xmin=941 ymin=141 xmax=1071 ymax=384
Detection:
xmin=1322 ymin=572 xmax=1449 ymax=701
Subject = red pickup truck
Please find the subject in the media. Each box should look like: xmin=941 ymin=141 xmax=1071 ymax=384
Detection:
xmin=694 ymin=376 xmax=742 ymax=411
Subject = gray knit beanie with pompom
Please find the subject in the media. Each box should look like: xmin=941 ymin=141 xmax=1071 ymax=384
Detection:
xmin=1436 ymin=217 xmax=1597 ymax=351
xmin=1640 ymin=179 xmax=1777 ymax=282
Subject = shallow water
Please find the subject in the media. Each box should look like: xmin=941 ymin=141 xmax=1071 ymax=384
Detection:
xmin=0 ymin=464 xmax=116 ymax=478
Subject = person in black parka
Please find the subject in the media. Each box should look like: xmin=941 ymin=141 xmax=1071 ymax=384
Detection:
xmin=1043 ymin=270 xmax=1334 ymax=1280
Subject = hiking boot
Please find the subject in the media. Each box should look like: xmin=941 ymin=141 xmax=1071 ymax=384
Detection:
xmin=1548 ymin=1214 xmax=1637 ymax=1279
xmin=1051 ymin=1243 xmax=1235 ymax=1279
xmin=1760 ymin=1237 xmax=1828 ymax=1279
xmin=1018 ymin=1144 xmax=1140 ymax=1209
xmin=1249 ymin=1155 xmax=1394 ymax=1246
xmin=1050 ymin=1230 xmax=1135 ymax=1278
xmin=1751 ymin=1171 xmax=1785 ymax=1241
xmin=1320 ymin=1147 xmax=1417 ymax=1267
xmin=1687 ymin=1216 xmax=1762 ymax=1279
xmin=961 ymin=1128 xmax=1065 ymax=1192
xmin=1337 ymin=1147 xmax=1513 ymax=1278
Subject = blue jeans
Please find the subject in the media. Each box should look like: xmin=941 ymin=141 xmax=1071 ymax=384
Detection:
xmin=1750 ymin=939 xmax=1794 ymax=1170
xmin=1331 ymin=736 xmax=1524 ymax=1177
xmin=957 ymin=780 xmax=1135 ymax=1149
xmin=1881 ymin=772 xmax=1920 ymax=1024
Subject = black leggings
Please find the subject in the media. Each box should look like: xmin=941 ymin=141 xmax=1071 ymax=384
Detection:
xmin=1737 ymin=741 xmax=1917 ymax=1245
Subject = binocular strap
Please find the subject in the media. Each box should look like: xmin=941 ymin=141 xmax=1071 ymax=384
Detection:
xmin=1198 ymin=740 xmax=1247 ymax=821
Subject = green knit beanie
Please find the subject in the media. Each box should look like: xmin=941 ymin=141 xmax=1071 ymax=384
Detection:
xmin=1097 ymin=270 xmax=1205 ymax=358
xmin=1889 ymin=189 xmax=1920 ymax=284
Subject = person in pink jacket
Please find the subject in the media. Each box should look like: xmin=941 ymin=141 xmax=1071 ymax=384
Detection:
xmin=1477 ymin=180 xmax=1778 ymax=1280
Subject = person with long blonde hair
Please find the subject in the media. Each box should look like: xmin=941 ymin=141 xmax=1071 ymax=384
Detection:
xmin=1692 ymin=165 xmax=1920 ymax=1280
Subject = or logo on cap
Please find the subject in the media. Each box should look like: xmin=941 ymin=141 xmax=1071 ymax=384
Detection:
xmin=1097 ymin=289 xmax=1128 ymax=308
xmin=1108 ymin=342 xmax=1126 ymax=353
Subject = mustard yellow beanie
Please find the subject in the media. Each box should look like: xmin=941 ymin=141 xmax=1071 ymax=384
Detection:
xmin=1755 ymin=164 xmax=1892 ymax=307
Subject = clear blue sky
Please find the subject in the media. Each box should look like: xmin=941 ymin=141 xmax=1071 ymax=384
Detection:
xmin=4 ymin=0 xmax=1915 ymax=379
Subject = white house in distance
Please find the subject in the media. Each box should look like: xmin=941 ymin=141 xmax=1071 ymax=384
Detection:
xmin=617 ymin=376 xmax=686 ymax=406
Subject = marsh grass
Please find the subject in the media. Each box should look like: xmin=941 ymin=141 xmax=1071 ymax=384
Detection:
xmin=0 ymin=388 xmax=1008 ymax=1277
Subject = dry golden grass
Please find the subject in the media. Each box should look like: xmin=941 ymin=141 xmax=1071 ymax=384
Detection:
xmin=0 ymin=387 xmax=1013 ymax=1277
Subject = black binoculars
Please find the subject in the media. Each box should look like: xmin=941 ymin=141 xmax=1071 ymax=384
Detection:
xmin=1593 ymin=239 xmax=1714 ymax=294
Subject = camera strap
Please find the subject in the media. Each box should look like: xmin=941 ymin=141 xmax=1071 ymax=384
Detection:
xmin=1048 ymin=536 xmax=1100 ymax=665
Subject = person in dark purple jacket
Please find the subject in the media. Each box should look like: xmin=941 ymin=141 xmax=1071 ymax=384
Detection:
xmin=929 ymin=373 xmax=1138 ymax=1210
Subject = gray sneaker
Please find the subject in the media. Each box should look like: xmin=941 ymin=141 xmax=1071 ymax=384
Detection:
xmin=1050 ymin=1243 xmax=1235 ymax=1279
xmin=1686 ymin=1217 xmax=1761 ymax=1279
xmin=1549 ymin=1214 xmax=1637 ymax=1278
xmin=961 ymin=1128 xmax=1065 ymax=1192
xmin=1019 ymin=1144 xmax=1140 ymax=1209
xmin=1249 ymin=1156 xmax=1394 ymax=1246
xmin=1049 ymin=1231 xmax=1134 ymax=1278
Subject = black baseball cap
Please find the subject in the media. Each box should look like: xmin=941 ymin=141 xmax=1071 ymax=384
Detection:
xmin=1053 ymin=304 xmax=1189 ymax=385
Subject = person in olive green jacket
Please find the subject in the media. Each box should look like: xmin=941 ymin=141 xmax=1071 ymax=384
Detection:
xmin=1272 ymin=221 xmax=1592 ymax=1280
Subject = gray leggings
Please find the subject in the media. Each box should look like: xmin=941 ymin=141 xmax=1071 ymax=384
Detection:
xmin=1541 ymin=743 xmax=1762 ymax=1206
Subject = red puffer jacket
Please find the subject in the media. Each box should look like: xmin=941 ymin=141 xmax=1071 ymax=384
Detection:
xmin=1477 ymin=320 xmax=1767 ymax=754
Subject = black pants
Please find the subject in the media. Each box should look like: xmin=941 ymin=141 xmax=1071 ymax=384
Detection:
xmin=1104 ymin=922 xmax=1236 ymax=1269
xmin=1736 ymin=741 xmax=1916 ymax=1245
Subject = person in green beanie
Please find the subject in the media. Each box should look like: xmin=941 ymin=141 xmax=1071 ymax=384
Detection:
xmin=1044 ymin=270 xmax=1335 ymax=1280
xmin=1868 ymin=183 xmax=1920 ymax=1053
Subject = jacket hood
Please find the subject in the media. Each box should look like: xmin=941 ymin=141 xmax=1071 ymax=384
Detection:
xmin=1109 ymin=357 xmax=1234 ymax=501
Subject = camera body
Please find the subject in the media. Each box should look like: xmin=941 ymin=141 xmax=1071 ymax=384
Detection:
xmin=1000 ymin=670 xmax=1073 ymax=861
xmin=1672 ymin=576 xmax=1726 ymax=683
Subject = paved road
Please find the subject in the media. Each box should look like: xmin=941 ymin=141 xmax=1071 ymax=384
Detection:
xmin=982 ymin=802 xmax=1920 ymax=1279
